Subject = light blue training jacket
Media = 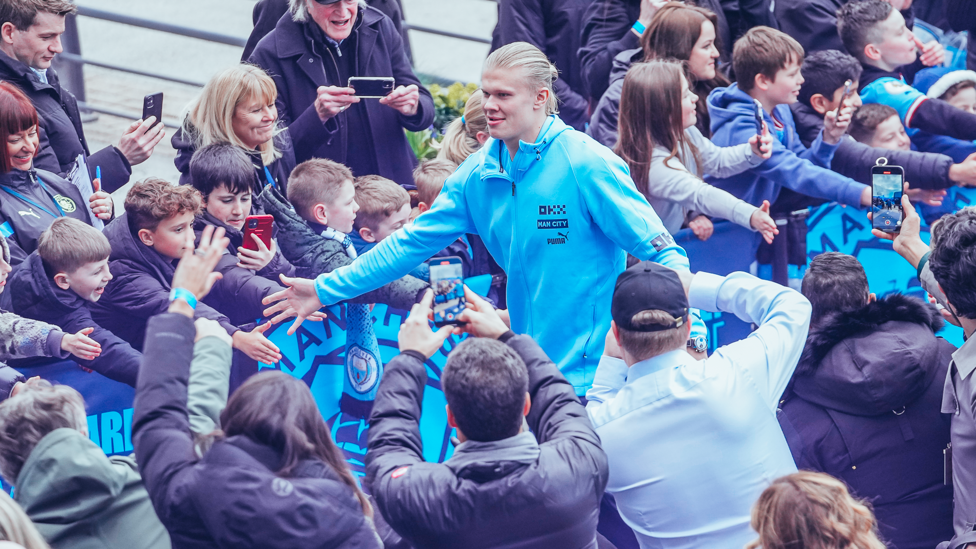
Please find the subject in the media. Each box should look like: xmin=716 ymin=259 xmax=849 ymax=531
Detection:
xmin=314 ymin=115 xmax=689 ymax=395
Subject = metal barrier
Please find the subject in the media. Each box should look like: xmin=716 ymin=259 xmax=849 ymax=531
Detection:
xmin=58 ymin=3 xmax=492 ymax=125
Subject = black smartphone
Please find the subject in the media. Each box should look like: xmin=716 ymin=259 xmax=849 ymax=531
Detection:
xmin=142 ymin=92 xmax=163 ymax=129
xmin=429 ymin=256 xmax=466 ymax=327
xmin=753 ymin=98 xmax=764 ymax=136
xmin=871 ymin=164 xmax=905 ymax=233
xmin=839 ymin=79 xmax=854 ymax=108
xmin=348 ymin=77 xmax=395 ymax=98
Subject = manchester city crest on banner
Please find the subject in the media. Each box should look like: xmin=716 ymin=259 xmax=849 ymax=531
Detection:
xmin=346 ymin=344 xmax=378 ymax=394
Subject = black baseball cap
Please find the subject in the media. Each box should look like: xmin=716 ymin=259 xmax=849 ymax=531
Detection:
xmin=314 ymin=0 xmax=342 ymax=4
xmin=611 ymin=261 xmax=689 ymax=332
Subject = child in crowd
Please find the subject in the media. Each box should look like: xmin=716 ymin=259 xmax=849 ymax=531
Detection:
xmin=614 ymin=60 xmax=778 ymax=243
xmin=90 ymin=178 xmax=280 ymax=364
xmin=915 ymin=68 xmax=976 ymax=115
xmin=349 ymin=175 xmax=412 ymax=257
xmin=790 ymin=50 xmax=976 ymax=189
xmin=437 ymin=90 xmax=488 ymax=167
xmin=849 ymin=104 xmax=912 ymax=150
xmin=0 ymin=233 xmax=101 ymax=399
xmin=412 ymin=159 xmax=481 ymax=279
xmin=7 ymin=218 xmax=141 ymax=387
xmin=747 ymin=472 xmax=887 ymax=549
xmin=838 ymin=0 xmax=976 ymax=145
xmin=188 ymin=143 xmax=294 ymax=326
xmin=707 ymin=27 xmax=870 ymax=218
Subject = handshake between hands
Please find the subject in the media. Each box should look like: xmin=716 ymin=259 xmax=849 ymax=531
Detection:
xmin=398 ymin=286 xmax=511 ymax=359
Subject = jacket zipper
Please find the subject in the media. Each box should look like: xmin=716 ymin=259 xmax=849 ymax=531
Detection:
xmin=506 ymin=142 xmax=534 ymax=335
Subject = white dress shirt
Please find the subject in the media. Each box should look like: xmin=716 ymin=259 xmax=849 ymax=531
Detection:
xmin=587 ymin=272 xmax=811 ymax=549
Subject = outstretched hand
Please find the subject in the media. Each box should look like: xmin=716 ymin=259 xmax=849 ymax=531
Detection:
xmin=455 ymin=286 xmax=510 ymax=340
xmin=398 ymin=289 xmax=453 ymax=358
xmin=171 ymin=224 xmax=229 ymax=301
xmin=748 ymin=121 xmax=773 ymax=159
xmin=750 ymin=200 xmax=778 ymax=244
xmin=903 ymin=181 xmax=946 ymax=206
xmin=232 ymin=322 xmax=281 ymax=364
xmin=262 ymin=275 xmax=323 ymax=335
xmin=62 ymin=327 xmax=101 ymax=360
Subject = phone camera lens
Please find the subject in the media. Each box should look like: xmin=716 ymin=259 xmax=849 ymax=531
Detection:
xmin=249 ymin=220 xmax=257 ymax=228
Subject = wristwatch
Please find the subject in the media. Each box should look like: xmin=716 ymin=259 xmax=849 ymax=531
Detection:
xmin=686 ymin=334 xmax=707 ymax=354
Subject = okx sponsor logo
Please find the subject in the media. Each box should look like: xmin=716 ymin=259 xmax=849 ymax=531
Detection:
xmin=539 ymin=204 xmax=566 ymax=215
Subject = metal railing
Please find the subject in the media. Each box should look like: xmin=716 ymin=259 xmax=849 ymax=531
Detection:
xmin=60 ymin=3 xmax=492 ymax=125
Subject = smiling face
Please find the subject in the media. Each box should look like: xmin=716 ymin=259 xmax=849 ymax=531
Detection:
xmin=687 ymin=21 xmax=720 ymax=81
xmin=764 ymin=57 xmax=804 ymax=106
xmin=5 ymin=124 xmax=37 ymax=172
xmin=57 ymin=258 xmax=113 ymax=302
xmin=232 ymin=95 xmax=277 ymax=151
xmin=139 ymin=211 xmax=196 ymax=260
xmin=481 ymin=67 xmax=548 ymax=150
xmin=205 ymin=184 xmax=252 ymax=231
xmin=680 ymin=74 xmax=699 ymax=129
xmin=307 ymin=0 xmax=358 ymax=41
xmin=868 ymin=114 xmax=911 ymax=151
xmin=0 ymin=11 xmax=64 ymax=70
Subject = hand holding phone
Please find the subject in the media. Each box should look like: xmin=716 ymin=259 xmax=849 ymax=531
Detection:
xmin=871 ymin=164 xmax=905 ymax=233
xmin=429 ymin=257 xmax=466 ymax=326
xmin=349 ymin=77 xmax=395 ymax=98
xmin=142 ymin=93 xmax=163 ymax=130
xmin=242 ymin=215 xmax=274 ymax=251
xmin=839 ymin=79 xmax=853 ymax=109
xmin=753 ymin=99 xmax=765 ymax=136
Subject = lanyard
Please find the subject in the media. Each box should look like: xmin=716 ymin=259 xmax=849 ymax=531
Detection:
xmin=263 ymin=166 xmax=277 ymax=190
xmin=0 ymin=173 xmax=65 ymax=218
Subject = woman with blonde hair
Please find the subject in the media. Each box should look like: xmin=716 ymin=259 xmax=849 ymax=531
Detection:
xmin=0 ymin=492 xmax=48 ymax=549
xmin=748 ymin=472 xmax=888 ymax=549
xmin=437 ymin=90 xmax=489 ymax=166
xmin=172 ymin=63 xmax=332 ymax=196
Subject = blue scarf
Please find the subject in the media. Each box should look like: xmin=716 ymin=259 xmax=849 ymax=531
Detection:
xmin=318 ymin=227 xmax=383 ymax=403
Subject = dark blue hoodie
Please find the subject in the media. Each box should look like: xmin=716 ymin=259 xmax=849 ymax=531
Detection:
xmin=706 ymin=83 xmax=867 ymax=209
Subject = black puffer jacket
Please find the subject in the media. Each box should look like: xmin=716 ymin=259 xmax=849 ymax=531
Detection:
xmin=790 ymin=101 xmax=955 ymax=190
xmin=0 ymin=51 xmax=131 ymax=193
xmin=8 ymin=251 xmax=141 ymax=386
xmin=778 ymin=294 xmax=955 ymax=549
xmin=89 ymin=213 xmax=238 ymax=351
xmin=366 ymin=333 xmax=608 ymax=548
xmin=133 ymin=313 xmax=381 ymax=549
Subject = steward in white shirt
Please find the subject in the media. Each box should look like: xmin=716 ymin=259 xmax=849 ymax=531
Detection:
xmin=586 ymin=262 xmax=812 ymax=549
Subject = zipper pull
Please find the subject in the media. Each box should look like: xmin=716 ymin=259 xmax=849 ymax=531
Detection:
xmin=512 ymin=182 xmax=516 ymax=197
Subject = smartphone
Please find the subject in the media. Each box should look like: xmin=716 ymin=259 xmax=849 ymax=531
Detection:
xmin=349 ymin=77 xmax=395 ymax=98
xmin=242 ymin=215 xmax=274 ymax=251
xmin=753 ymin=99 xmax=764 ymax=136
xmin=142 ymin=92 xmax=163 ymax=129
xmin=429 ymin=257 xmax=466 ymax=327
xmin=871 ymin=164 xmax=905 ymax=233
xmin=839 ymin=79 xmax=854 ymax=108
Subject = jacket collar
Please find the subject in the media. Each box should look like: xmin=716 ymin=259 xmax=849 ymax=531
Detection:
xmin=954 ymin=333 xmax=976 ymax=380
xmin=627 ymin=349 xmax=693 ymax=383
xmin=479 ymin=115 xmax=568 ymax=181
xmin=859 ymin=63 xmax=903 ymax=90
xmin=0 ymin=167 xmax=37 ymax=190
xmin=0 ymin=49 xmax=53 ymax=93
xmin=446 ymin=431 xmax=540 ymax=477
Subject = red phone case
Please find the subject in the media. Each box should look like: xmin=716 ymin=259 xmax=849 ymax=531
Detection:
xmin=242 ymin=215 xmax=274 ymax=251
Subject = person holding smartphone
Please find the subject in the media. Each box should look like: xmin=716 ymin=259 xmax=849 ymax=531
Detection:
xmin=248 ymin=0 xmax=434 ymax=189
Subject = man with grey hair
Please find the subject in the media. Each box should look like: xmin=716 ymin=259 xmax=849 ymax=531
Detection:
xmin=0 ymin=317 xmax=234 ymax=549
xmin=248 ymin=0 xmax=433 ymax=189
xmin=365 ymin=287 xmax=610 ymax=548
xmin=586 ymin=261 xmax=812 ymax=549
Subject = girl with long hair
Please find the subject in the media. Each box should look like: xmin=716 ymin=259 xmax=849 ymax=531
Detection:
xmin=615 ymin=60 xmax=777 ymax=242
xmin=438 ymin=90 xmax=489 ymax=166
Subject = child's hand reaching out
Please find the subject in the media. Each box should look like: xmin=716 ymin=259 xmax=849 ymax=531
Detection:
xmin=823 ymin=101 xmax=855 ymax=145
xmin=750 ymin=200 xmax=779 ymax=244
xmin=749 ymin=121 xmax=773 ymax=159
xmin=62 ymin=327 xmax=101 ymax=360
xmin=232 ymin=322 xmax=282 ymax=364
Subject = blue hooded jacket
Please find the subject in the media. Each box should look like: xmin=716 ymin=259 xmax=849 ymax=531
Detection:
xmin=706 ymin=84 xmax=867 ymax=208
xmin=314 ymin=115 xmax=689 ymax=394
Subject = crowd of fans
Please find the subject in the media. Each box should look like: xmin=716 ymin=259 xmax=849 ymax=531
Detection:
xmin=0 ymin=0 xmax=975 ymax=547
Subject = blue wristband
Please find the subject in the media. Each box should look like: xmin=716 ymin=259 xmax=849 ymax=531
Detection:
xmin=632 ymin=20 xmax=646 ymax=35
xmin=169 ymin=287 xmax=198 ymax=310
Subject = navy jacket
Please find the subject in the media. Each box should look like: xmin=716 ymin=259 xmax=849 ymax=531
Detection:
xmin=366 ymin=333 xmax=608 ymax=548
xmin=491 ymin=0 xmax=589 ymax=130
xmin=779 ymin=294 xmax=955 ymax=549
xmin=0 ymin=364 xmax=25 ymax=401
xmin=132 ymin=313 xmax=381 ymax=549
xmin=8 ymin=252 xmax=141 ymax=386
xmin=578 ymin=0 xmax=730 ymax=101
xmin=172 ymin=124 xmax=307 ymax=198
xmin=90 ymin=213 xmax=238 ymax=351
xmin=0 ymin=51 xmax=131 ymax=194
xmin=790 ymin=101 xmax=955 ymax=190
xmin=249 ymin=6 xmax=434 ymax=189
xmin=193 ymin=211 xmax=293 ymax=327
xmin=0 ymin=168 xmax=92 ymax=265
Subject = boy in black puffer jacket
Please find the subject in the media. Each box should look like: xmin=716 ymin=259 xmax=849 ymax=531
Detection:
xmin=778 ymin=252 xmax=955 ymax=549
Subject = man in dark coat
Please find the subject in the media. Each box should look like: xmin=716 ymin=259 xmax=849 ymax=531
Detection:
xmin=0 ymin=0 xmax=164 ymax=193
xmin=366 ymin=289 xmax=609 ymax=549
xmin=249 ymin=0 xmax=434 ymax=190
xmin=778 ymin=252 xmax=955 ymax=549
xmin=490 ymin=0 xmax=590 ymax=131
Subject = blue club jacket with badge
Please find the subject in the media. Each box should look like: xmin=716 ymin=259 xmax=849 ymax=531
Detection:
xmin=0 ymin=168 xmax=92 ymax=265
xmin=313 ymin=115 xmax=689 ymax=395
